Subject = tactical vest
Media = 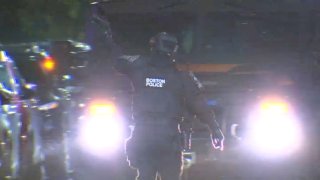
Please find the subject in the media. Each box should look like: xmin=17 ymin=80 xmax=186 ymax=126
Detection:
xmin=130 ymin=65 xmax=184 ymax=124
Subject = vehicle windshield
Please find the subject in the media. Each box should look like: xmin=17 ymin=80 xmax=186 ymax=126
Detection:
xmin=13 ymin=54 xmax=46 ymax=84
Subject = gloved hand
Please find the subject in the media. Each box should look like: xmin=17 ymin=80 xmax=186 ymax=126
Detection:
xmin=210 ymin=128 xmax=224 ymax=151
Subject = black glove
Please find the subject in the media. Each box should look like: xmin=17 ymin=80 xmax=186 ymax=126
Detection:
xmin=210 ymin=128 xmax=224 ymax=151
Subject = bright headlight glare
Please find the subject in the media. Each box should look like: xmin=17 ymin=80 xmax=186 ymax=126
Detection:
xmin=77 ymin=102 xmax=124 ymax=157
xmin=260 ymin=100 xmax=289 ymax=115
xmin=245 ymin=100 xmax=303 ymax=158
xmin=89 ymin=102 xmax=116 ymax=117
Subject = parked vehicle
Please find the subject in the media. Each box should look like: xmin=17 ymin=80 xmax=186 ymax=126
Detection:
xmin=0 ymin=50 xmax=44 ymax=179
xmin=1 ymin=41 xmax=91 ymax=135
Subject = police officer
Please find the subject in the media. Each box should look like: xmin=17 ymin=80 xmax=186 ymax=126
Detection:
xmin=114 ymin=32 xmax=224 ymax=180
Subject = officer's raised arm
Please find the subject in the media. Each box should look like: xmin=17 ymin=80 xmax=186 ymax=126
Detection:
xmin=113 ymin=55 xmax=146 ymax=75
xmin=182 ymin=71 xmax=224 ymax=150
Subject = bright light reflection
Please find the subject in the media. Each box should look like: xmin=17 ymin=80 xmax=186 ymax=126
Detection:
xmin=246 ymin=100 xmax=303 ymax=158
xmin=77 ymin=103 xmax=124 ymax=157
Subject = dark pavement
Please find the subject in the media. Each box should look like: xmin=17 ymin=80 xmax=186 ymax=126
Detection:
xmin=1 ymin=134 xmax=318 ymax=180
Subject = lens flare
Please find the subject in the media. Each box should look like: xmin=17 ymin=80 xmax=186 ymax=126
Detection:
xmin=77 ymin=101 xmax=124 ymax=157
xmin=245 ymin=99 xmax=303 ymax=158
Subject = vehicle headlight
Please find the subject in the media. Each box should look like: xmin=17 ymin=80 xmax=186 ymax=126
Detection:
xmin=77 ymin=101 xmax=124 ymax=157
xmin=245 ymin=98 xmax=303 ymax=158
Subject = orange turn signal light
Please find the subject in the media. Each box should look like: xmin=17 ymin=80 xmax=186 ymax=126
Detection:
xmin=41 ymin=56 xmax=55 ymax=72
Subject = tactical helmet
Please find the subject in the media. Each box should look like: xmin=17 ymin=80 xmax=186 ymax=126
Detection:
xmin=149 ymin=32 xmax=178 ymax=56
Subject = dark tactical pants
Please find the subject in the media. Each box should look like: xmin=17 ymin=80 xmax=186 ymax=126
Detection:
xmin=126 ymin=124 xmax=183 ymax=180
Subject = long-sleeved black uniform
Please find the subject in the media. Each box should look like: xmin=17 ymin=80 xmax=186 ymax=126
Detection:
xmin=114 ymin=54 xmax=221 ymax=180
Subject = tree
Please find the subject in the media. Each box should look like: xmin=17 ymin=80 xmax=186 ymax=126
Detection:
xmin=1 ymin=0 xmax=89 ymax=43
